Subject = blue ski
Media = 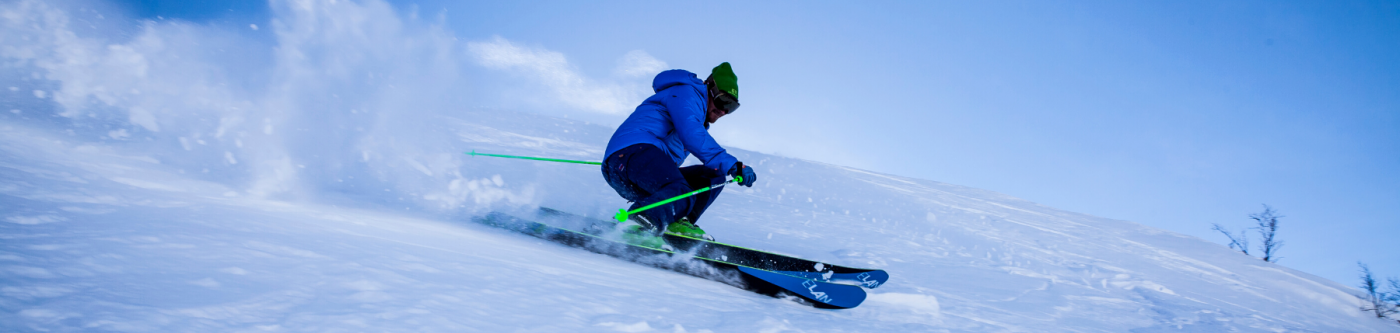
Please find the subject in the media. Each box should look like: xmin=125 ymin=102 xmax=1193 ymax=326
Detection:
xmin=535 ymin=207 xmax=890 ymax=289
xmin=474 ymin=212 xmax=867 ymax=309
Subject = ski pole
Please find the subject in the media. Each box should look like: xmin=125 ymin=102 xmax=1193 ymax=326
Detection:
xmin=466 ymin=149 xmax=741 ymax=223
xmin=465 ymin=150 xmax=602 ymax=165
xmin=613 ymin=176 xmax=742 ymax=223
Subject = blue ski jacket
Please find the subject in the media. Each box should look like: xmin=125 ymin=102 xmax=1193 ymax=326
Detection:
xmin=604 ymin=69 xmax=739 ymax=174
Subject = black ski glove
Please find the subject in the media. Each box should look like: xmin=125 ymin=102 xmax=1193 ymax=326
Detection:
xmin=728 ymin=162 xmax=757 ymax=187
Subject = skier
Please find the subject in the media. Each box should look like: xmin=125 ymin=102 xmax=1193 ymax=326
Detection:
xmin=602 ymin=62 xmax=757 ymax=247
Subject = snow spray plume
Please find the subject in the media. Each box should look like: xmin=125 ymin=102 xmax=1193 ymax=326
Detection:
xmin=0 ymin=0 xmax=538 ymax=213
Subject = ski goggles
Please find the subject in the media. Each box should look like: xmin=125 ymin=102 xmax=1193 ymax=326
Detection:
xmin=709 ymin=84 xmax=740 ymax=114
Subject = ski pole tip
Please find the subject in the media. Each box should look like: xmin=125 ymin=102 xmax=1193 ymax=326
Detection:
xmin=614 ymin=208 xmax=629 ymax=223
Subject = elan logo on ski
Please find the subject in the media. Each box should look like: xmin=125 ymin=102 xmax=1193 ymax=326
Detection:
xmin=858 ymin=272 xmax=881 ymax=288
xmin=802 ymin=280 xmax=833 ymax=303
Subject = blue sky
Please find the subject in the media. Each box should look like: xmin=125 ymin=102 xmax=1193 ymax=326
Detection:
xmin=112 ymin=0 xmax=1398 ymax=287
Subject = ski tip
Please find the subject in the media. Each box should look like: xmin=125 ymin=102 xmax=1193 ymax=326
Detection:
xmin=856 ymin=270 xmax=890 ymax=289
xmin=738 ymin=266 xmax=867 ymax=309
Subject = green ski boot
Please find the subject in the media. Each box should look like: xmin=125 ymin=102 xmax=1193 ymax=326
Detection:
xmin=618 ymin=215 xmax=671 ymax=250
xmin=665 ymin=217 xmax=715 ymax=241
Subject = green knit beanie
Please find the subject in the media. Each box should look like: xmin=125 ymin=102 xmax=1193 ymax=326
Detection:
xmin=710 ymin=62 xmax=738 ymax=100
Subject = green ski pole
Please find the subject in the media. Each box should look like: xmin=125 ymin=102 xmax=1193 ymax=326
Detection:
xmin=466 ymin=149 xmax=741 ymax=224
xmin=465 ymin=150 xmax=602 ymax=165
xmin=613 ymin=176 xmax=742 ymax=223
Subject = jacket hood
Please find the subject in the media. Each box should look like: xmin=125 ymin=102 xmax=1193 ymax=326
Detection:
xmin=652 ymin=69 xmax=705 ymax=94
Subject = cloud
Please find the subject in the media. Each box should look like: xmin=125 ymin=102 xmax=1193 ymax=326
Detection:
xmin=616 ymin=50 xmax=668 ymax=78
xmin=466 ymin=36 xmax=664 ymax=115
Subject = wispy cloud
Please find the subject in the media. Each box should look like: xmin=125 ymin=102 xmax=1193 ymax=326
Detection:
xmin=466 ymin=36 xmax=665 ymax=115
xmin=615 ymin=50 xmax=668 ymax=78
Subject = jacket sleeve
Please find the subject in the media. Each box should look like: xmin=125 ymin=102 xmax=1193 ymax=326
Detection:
xmin=664 ymin=89 xmax=738 ymax=174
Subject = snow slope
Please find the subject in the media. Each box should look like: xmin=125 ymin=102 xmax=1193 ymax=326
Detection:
xmin=2 ymin=109 xmax=1394 ymax=332
xmin=2 ymin=0 xmax=1396 ymax=331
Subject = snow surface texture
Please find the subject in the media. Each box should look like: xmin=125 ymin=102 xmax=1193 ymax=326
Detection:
xmin=2 ymin=0 xmax=1396 ymax=331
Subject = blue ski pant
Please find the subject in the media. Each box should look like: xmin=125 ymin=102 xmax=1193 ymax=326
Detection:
xmin=602 ymin=144 xmax=726 ymax=227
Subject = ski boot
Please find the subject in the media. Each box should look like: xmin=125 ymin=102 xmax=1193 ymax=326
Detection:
xmin=618 ymin=215 xmax=672 ymax=250
xmin=665 ymin=217 xmax=715 ymax=241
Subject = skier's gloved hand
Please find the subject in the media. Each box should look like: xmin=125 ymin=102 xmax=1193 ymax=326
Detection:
xmin=728 ymin=162 xmax=757 ymax=187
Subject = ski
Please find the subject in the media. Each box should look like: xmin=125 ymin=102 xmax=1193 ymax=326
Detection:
xmin=535 ymin=207 xmax=890 ymax=289
xmin=473 ymin=212 xmax=867 ymax=309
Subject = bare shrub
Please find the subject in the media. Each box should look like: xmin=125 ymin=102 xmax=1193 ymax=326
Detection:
xmin=1357 ymin=262 xmax=1400 ymax=320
